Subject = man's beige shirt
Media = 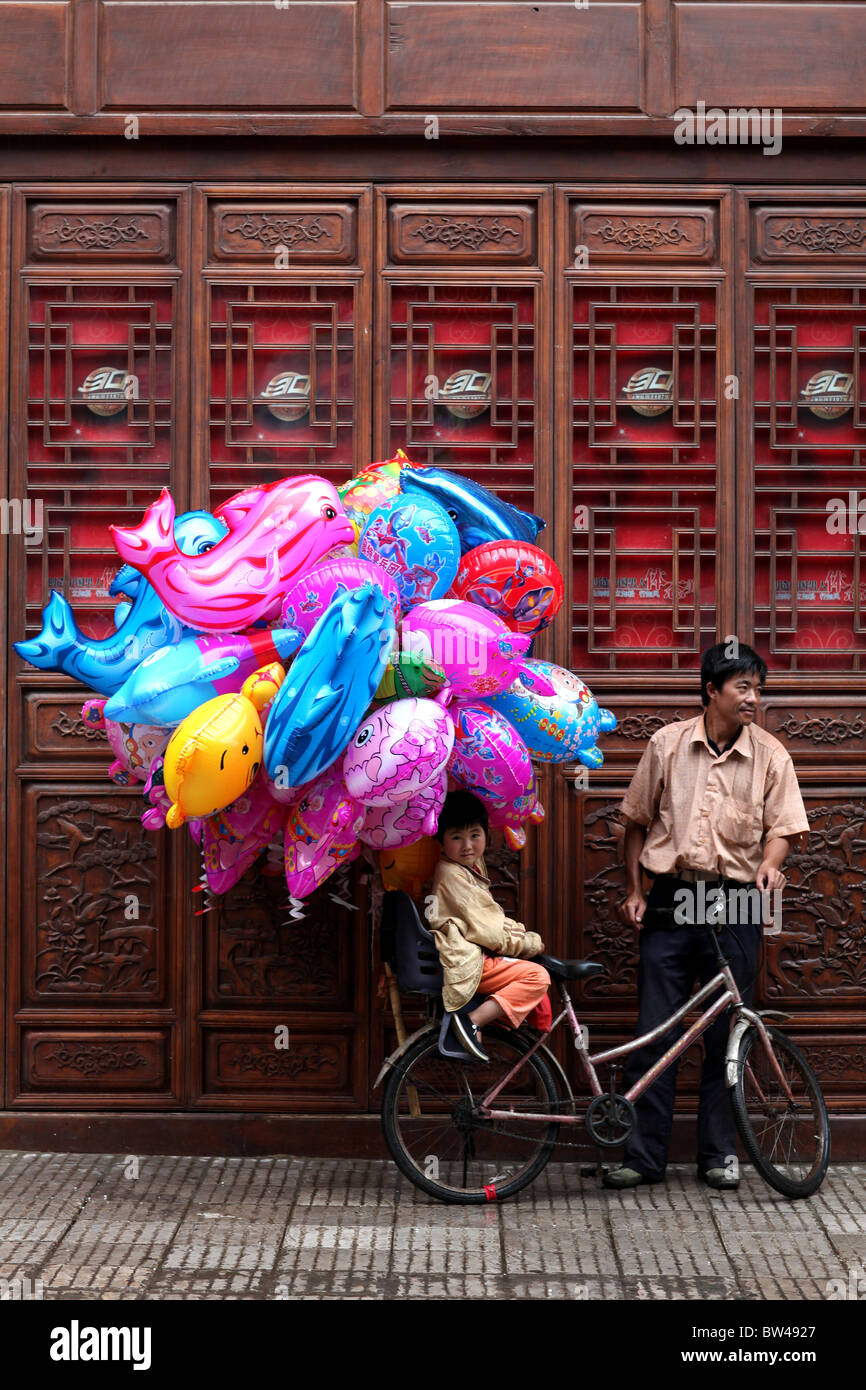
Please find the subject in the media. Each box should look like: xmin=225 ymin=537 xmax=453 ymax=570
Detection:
xmin=620 ymin=714 xmax=809 ymax=882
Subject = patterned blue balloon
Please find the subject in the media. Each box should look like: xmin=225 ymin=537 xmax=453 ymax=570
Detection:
xmin=359 ymin=496 xmax=460 ymax=613
xmin=483 ymin=658 xmax=616 ymax=767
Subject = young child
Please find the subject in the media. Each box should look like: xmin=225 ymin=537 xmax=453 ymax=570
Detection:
xmin=424 ymin=790 xmax=550 ymax=1062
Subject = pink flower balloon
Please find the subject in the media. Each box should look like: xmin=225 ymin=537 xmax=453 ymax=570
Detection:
xmin=358 ymin=770 xmax=448 ymax=849
xmin=400 ymin=600 xmax=530 ymax=699
xmin=200 ymin=775 xmax=286 ymax=895
xmin=280 ymin=556 xmax=400 ymax=637
xmin=342 ymin=696 xmax=454 ymax=807
xmin=109 ymin=477 xmax=355 ymax=633
xmin=448 ymin=704 xmax=543 ymax=848
xmin=283 ymin=770 xmax=365 ymax=899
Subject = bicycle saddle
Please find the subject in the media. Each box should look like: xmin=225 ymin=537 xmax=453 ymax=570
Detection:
xmin=535 ymin=953 xmax=606 ymax=981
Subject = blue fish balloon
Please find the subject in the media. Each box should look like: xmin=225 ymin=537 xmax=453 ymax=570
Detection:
xmin=399 ymin=463 xmax=547 ymax=553
xmin=264 ymin=584 xmax=396 ymax=789
xmin=13 ymin=509 xmax=228 ymax=697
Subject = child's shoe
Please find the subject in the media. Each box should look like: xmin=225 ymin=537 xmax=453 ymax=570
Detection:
xmin=450 ymin=1011 xmax=490 ymax=1063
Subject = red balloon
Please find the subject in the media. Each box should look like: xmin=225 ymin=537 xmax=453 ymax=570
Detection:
xmin=452 ymin=541 xmax=563 ymax=636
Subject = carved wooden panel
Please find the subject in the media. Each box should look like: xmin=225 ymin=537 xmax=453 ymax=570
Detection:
xmin=21 ymin=786 xmax=166 ymax=1006
xmin=762 ymin=701 xmax=866 ymax=761
xmin=764 ymin=795 xmax=866 ymax=1006
xmin=751 ymin=284 xmax=866 ymax=673
xmin=206 ymin=861 xmax=355 ymax=1008
xmin=753 ymin=207 xmax=866 ymax=265
xmin=22 ymin=693 xmax=117 ymax=764
xmin=570 ymin=795 xmax=637 ymax=1004
xmin=209 ymin=202 xmax=357 ymax=265
xmin=569 ymin=282 xmax=720 ymax=671
xmin=26 ymin=202 xmax=174 ymax=264
xmin=387 ymin=204 xmax=536 ymax=266
xmin=573 ymin=204 xmax=717 ymax=265
xmin=587 ymin=702 xmax=690 ymax=758
xmin=200 ymin=1028 xmax=358 ymax=1106
xmin=19 ymin=1029 xmax=169 ymax=1095
xmin=385 ymin=2 xmax=644 ymax=111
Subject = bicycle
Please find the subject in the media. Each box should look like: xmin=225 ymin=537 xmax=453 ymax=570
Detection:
xmin=375 ymin=892 xmax=830 ymax=1205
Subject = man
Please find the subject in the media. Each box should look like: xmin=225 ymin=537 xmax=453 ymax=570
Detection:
xmin=606 ymin=640 xmax=809 ymax=1191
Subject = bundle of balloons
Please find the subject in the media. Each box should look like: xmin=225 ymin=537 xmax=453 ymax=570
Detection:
xmin=14 ymin=449 xmax=616 ymax=906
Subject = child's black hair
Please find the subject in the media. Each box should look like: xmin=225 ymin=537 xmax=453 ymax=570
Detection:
xmin=435 ymin=789 xmax=489 ymax=842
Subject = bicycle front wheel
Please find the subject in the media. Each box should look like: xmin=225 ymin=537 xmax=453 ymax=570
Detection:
xmin=381 ymin=1025 xmax=560 ymax=1205
xmin=731 ymin=1025 xmax=830 ymax=1199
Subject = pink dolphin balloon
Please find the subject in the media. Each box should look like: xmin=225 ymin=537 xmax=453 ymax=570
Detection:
xmin=280 ymin=556 xmax=400 ymax=636
xmin=400 ymin=600 xmax=530 ymax=699
xmin=343 ymin=695 xmax=454 ymax=807
xmin=200 ymin=775 xmax=286 ymax=895
xmin=82 ymin=698 xmax=171 ymax=787
xmin=109 ymin=477 xmax=355 ymax=633
xmin=358 ymin=770 xmax=448 ymax=849
xmin=283 ymin=770 xmax=365 ymax=899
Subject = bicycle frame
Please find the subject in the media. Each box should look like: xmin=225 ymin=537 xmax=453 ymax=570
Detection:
xmin=479 ymin=958 xmax=794 ymax=1125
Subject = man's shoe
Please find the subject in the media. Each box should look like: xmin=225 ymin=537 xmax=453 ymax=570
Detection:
xmin=698 ymin=1167 xmax=739 ymax=1191
xmin=601 ymin=1166 xmax=656 ymax=1189
xmin=450 ymin=1011 xmax=490 ymax=1063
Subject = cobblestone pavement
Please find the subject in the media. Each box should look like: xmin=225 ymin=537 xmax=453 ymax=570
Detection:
xmin=0 ymin=1152 xmax=864 ymax=1301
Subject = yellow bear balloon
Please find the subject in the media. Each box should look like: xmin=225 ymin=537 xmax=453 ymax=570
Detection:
xmin=163 ymin=663 xmax=285 ymax=829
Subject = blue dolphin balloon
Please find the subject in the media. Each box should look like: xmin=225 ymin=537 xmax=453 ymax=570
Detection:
xmin=264 ymin=584 xmax=396 ymax=789
xmin=399 ymin=463 xmax=547 ymax=553
xmin=13 ymin=509 xmax=228 ymax=696
xmin=104 ymin=626 xmax=304 ymax=727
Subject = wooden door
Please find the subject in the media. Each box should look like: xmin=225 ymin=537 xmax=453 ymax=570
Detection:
xmin=4 ymin=175 xmax=866 ymax=1151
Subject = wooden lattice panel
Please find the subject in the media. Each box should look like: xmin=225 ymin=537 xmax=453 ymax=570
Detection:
xmin=21 ymin=280 xmax=175 ymax=641
xmin=207 ymin=281 xmax=358 ymax=509
xmin=385 ymin=282 xmax=538 ymax=518
xmin=752 ymin=285 xmax=866 ymax=672
xmin=571 ymin=284 xmax=719 ymax=672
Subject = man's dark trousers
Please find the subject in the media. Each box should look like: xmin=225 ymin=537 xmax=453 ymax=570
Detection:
xmin=621 ymin=880 xmax=763 ymax=1179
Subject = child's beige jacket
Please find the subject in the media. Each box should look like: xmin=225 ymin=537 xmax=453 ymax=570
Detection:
xmin=423 ymin=856 xmax=544 ymax=1012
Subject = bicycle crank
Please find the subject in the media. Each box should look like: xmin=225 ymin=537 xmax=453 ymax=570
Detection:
xmin=585 ymin=1093 xmax=636 ymax=1148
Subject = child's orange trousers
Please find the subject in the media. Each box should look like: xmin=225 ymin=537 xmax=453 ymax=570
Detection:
xmin=478 ymin=956 xmax=551 ymax=1027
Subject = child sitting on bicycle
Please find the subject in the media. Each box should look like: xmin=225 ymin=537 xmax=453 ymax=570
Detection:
xmin=424 ymin=790 xmax=550 ymax=1063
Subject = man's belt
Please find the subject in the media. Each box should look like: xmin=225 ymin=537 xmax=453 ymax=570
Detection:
xmin=674 ymin=868 xmax=753 ymax=888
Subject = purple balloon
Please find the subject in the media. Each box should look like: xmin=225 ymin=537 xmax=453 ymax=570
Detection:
xmin=280 ymin=557 xmax=400 ymax=636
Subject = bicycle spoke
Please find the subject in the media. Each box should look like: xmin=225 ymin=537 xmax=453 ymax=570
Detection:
xmin=733 ymin=1025 xmax=829 ymax=1198
xmin=384 ymin=1028 xmax=560 ymax=1202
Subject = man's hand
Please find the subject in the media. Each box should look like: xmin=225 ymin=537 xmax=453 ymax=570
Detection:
xmin=756 ymin=861 xmax=786 ymax=895
xmin=620 ymin=890 xmax=647 ymax=929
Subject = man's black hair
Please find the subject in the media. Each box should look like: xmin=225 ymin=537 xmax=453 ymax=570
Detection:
xmin=435 ymin=789 xmax=489 ymax=842
xmin=700 ymin=641 xmax=768 ymax=707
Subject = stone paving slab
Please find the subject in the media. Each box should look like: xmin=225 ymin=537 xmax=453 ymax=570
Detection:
xmin=0 ymin=1152 xmax=863 ymax=1300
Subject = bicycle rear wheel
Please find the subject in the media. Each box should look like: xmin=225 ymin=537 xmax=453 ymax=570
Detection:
xmin=731 ymin=1024 xmax=830 ymax=1199
xmin=381 ymin=1025 xmax=560 ymax=1204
